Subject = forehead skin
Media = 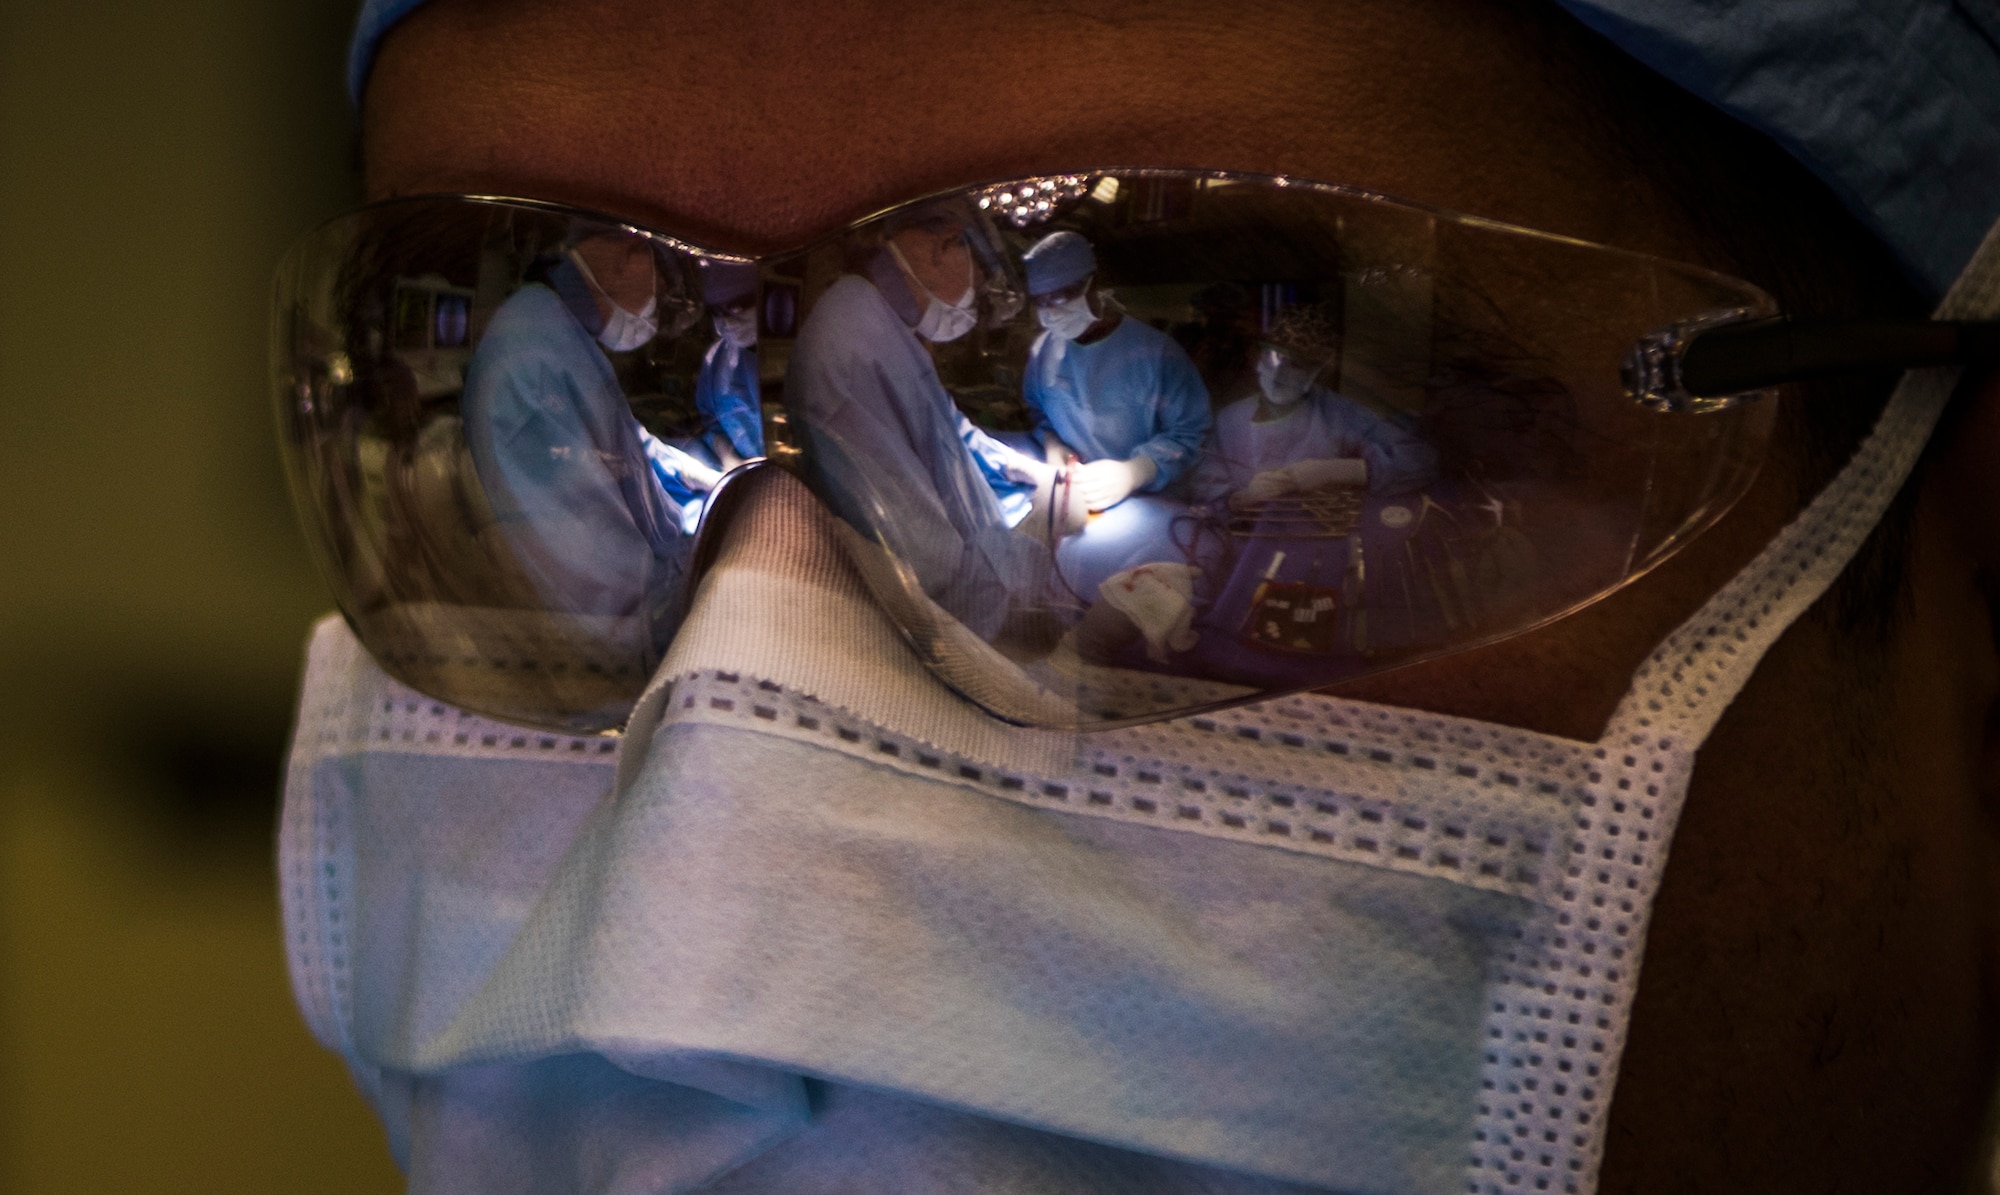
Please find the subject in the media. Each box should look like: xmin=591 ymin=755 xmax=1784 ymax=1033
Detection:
xmin=363 ymin=0 xmax=1705 ymax=256
xmin=364 ymin=1 xmax=2000 ymax=1188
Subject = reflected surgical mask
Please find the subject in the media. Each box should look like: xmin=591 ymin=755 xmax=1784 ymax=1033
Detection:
xmin=916 ymin=288 xmax=978 ymax=343
xmin=272 ymin=172 xmax=2000 ymax=738
xmin=280 ymin=229 xmax=1987 ymax=1191
xmin=1256 ymin=346 xmax=1323 ymax=406
xmin=889 ymin=239 xmax=979 ymax=343
xmin=569 ymin=248 xmax=660 ymax=351
xmin=598 ymin=294 xmax=658 ymax=352
xmin=716 ymin=306 xmax=757 ymax=350
xmin=1036 ymin=289 xmax=1097 ymax=341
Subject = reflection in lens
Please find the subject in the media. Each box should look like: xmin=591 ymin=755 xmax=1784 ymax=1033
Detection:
xmin=275 ymin=200 xmax=763 ymax=731
xmin=784 ymin=203 xmax=1053 ymax=644
xmin=697 ymin=260 xmax=764 ymax=472
xmin=278 ymin=178 xmax=1778 ymax=734
xmin=779 ymin=172 xmax=1777 ymax=727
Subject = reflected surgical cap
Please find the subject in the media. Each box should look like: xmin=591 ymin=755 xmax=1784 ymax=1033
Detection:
xmin=348 ymin=0 xmax=2000 ymax=294
xmin=1023 ymin=231 xmax=1098 ymax=297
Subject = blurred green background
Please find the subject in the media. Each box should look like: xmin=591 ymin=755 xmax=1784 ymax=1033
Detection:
xmin=1 ymin=2 xmax=403 ymax=1190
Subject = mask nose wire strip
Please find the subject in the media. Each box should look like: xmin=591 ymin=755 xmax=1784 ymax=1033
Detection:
xmin=1610 ymin=210 xmax=2000 ymax=754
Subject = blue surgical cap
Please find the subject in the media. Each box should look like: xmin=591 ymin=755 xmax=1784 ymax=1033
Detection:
xmin=1022 ymin=231 xmax=1098 ymax=297
xmin=1554 ymin=0 xmax=2000 ymax=297
xmin=350 ymin=0 xmax=2000 ymax=296
xmin=349 ymin=0 xmax=429 ymax=104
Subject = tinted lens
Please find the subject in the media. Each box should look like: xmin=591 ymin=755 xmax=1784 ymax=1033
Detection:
xmin=273 ymin=198 xmax=750 ymax=731
xmin=771 ymin=173 xmax=1776 ymax=726
xmin=274 ymin=176 xmax=1777 ymax=732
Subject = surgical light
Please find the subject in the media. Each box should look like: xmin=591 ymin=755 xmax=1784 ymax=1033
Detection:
xmin=975 ymin=176 xmax=1091 ymax=228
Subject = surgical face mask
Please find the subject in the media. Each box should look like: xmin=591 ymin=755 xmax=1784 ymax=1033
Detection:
xmin=889 ymin=239 xmax=978 ymax=343
xmin=598 ymin=293 xmax=658 ymax=351
xmin=916 ymin=288 xmax=977 ymax=343
xmin=1035 ymin=289 xmax=1097 ymax=341
xmin=1256 ymin=346 xmax=1322 ymax=406
xmin=570 ymin=248 xmax=659 ymax=351
xmin=716 ymin=306 xmax=757 ymax=350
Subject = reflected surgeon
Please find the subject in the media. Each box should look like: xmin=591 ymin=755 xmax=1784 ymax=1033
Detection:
xmin=1192 ymin=305 xmax=1437 ymax=509
xmin=787 ymin=208 xmax=1051 ymax=636
xmin=1023 ymin=231 xmax=1211 ymax=510
xmin=461 ymin=229 xmax=710 ymax=616
xmin=695 ymin=259 xmax=764 ymax=469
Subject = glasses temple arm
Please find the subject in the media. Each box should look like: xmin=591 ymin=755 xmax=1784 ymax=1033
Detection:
xmin=1679 ymin=315 xmax=2000 ymax=398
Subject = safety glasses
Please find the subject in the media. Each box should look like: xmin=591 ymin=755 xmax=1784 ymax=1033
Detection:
xmin=270 ymin=169 xmax=1966 ymax=733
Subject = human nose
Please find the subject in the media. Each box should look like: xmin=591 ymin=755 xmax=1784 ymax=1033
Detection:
xmin=615 ymin=461 xmax=859 ymax=785
xmin=667 ymin=459 xmax=1001 ymax=724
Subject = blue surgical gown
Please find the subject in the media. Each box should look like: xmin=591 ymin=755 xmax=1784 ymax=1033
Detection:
xmin=694 ymin=338 xmax=764 ymax=459
xmin=788 ymin=271 xmax=1047 ymax=637
xmin=461 ymin=279 xmax=690 ymax=618
xmin=1023 ymin=316 xmax=1212 ymax=489
xmin=1190 ymin=386 xmax=1439 ymax=504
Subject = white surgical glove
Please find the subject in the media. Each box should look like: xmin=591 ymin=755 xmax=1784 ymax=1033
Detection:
xmin=1075 ymin=455 xmax=1156 ymax=512
xmin=683 ymin=458 xmax=724 ymax=492
xmin=1004 ymin=452 xmax=1058 ymax=489
xmin=1229 ymin=457 xmax=1367 ymax=509
xmin=1020 ymin=462 xmax=1088 ymax=542
xmin=1230 ymin=467 xmax=1296 ymax=510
